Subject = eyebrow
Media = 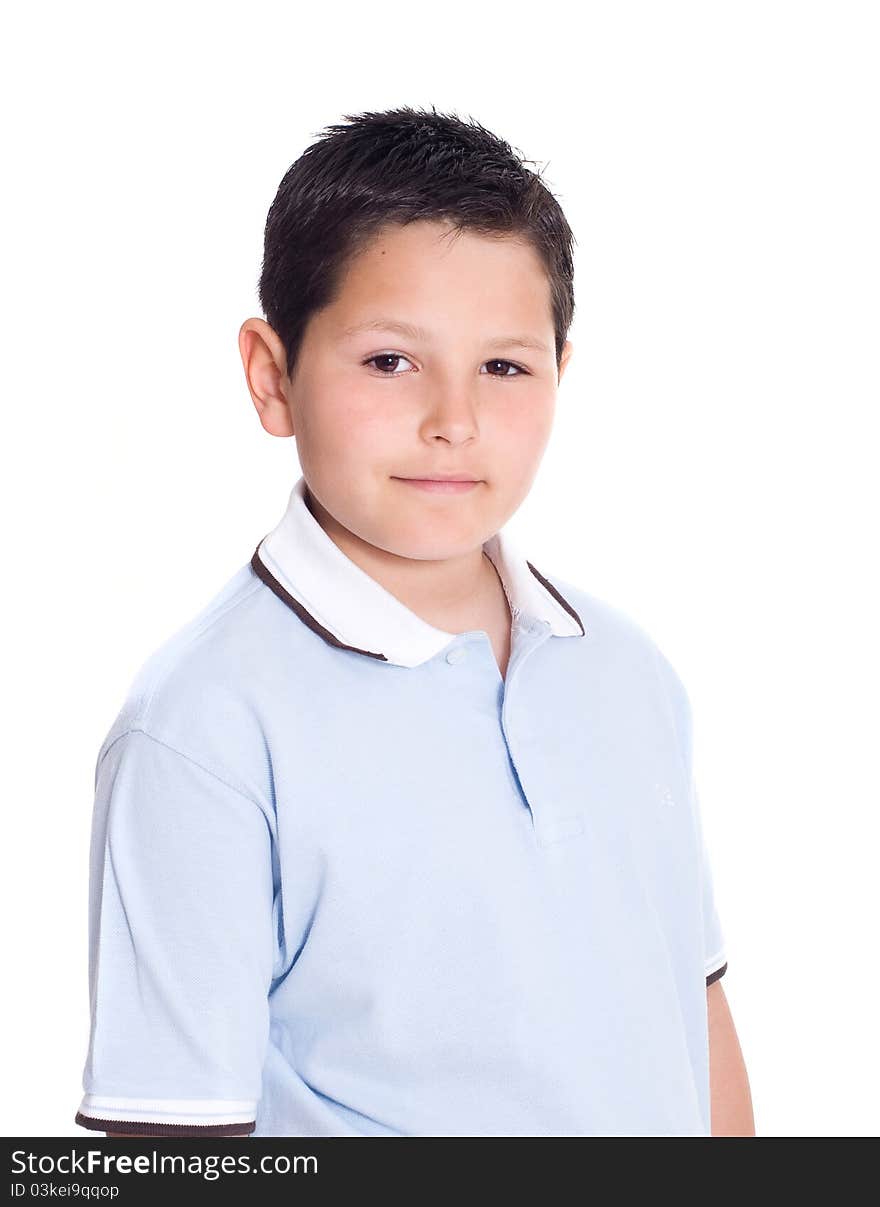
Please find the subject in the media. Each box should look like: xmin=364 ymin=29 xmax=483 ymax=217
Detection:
xmin=340 ymin=317 xmax=551 ymax=355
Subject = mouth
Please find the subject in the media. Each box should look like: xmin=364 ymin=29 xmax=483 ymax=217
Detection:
xmin=392 ymin=476 xmax=482 ymax=494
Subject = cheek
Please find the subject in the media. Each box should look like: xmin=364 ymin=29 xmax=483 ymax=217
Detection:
xmin=306 ymin=392 xmax=394 ymax=453
xmin=496 ymin=397 xmax=555 ymax=459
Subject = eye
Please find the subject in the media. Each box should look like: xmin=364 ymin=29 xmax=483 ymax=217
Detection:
xmin=363 ymin=353 xmax=414 ymax=375
xmin=481 ymin=359 xmax=527 ymax=377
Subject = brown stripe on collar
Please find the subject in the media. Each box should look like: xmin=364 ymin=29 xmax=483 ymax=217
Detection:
xmin=251 ymin=543 xmax=389 ymax=662
xmin=526 ymin=561 xmax=586 ymax=636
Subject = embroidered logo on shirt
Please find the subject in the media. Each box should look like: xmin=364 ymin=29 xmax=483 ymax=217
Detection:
xmin=655 ymin=782 xmax=677 ymax=808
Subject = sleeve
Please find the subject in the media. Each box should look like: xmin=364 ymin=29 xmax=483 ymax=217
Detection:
xmin=692 ymin=778 xmax=728 ymax=986
xmin=652 ymin=643 xmax=728 ymax=987
xmin=74 ymin=727 xmax=277 ymax=1136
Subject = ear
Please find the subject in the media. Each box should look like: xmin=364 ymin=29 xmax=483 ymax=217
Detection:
xmin=557 ymin=339 xmax=574 ymax=382
xmin=238 ymin=317 xmax=295 ymax=438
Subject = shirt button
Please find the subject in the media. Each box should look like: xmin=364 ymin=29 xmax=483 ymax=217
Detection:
xmin=446 ymin=646 xmax=467 ymax=665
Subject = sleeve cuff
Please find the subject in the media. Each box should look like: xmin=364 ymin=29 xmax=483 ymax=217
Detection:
xmin=75 ymin=1095 xmax=257 ymax=1136
xmin=705 ymin=951 xmax=728 ymax=986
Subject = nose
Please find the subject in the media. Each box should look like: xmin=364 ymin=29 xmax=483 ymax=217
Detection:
xmin=419 ymin=386 xmax=480 ymax=445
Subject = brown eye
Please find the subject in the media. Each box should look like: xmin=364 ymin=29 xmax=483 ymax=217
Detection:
xmin=364 ymin=354 xmax=413 ymax=374
xmin=483 ymin=359 xmax=525 ymax=377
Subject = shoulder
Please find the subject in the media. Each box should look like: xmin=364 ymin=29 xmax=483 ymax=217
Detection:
xmin=538 ymin=568 xmax=693 ymax=727
xmin=95 ymin=561 xmax=294 ymax=789
xmin=539 ymin=569 xmax=677 ymax=665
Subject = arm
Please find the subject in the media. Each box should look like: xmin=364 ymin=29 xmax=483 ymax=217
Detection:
xmin=75 ymin=730 xmax=272 ymax=1141
xmin=707 ymin=979 xmax=755 ymax=1135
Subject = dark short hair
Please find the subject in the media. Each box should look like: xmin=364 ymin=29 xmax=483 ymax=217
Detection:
xmin=257 ymin=105 xmax=576 ymax=379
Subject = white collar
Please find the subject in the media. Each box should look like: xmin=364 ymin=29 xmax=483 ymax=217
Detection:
xmin=251 ymin=475 xmax=585 ymax=669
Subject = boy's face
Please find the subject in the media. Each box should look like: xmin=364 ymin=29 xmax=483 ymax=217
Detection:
xmin=245 ymin=219 xmax=572 ymax=565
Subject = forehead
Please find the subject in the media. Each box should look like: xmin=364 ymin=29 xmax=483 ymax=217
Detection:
xmin=324 ymin=220 xmax=553 ymax=337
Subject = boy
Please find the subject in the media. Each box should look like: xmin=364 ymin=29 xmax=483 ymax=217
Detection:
xmin=74 ymin=106 xmax=753 ymax=1137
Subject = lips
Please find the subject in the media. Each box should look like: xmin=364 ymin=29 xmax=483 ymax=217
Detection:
xmin=395 ymin=475 xmax=481 ymax=483
xmin=393 ymin=477 xmax=482 ymax=494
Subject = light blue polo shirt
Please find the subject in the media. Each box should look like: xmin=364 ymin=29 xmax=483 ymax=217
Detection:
xmin=75 ymin=474 xmax=727 ymax=1138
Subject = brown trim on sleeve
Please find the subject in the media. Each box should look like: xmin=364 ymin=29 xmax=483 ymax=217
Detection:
xmin=706 ymin=962 xmax=728 ymax=986
xmin=251 ymin=542 xmax=388 ymax=661
xmin=526 ymin=562 xmax=586 ymax=636
xmin=74 ymin=1112 xmax=255 ymax=1137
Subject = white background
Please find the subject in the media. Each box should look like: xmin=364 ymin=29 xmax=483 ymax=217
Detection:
xmin=3 ymin=1 xmax=878 ymax=1137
